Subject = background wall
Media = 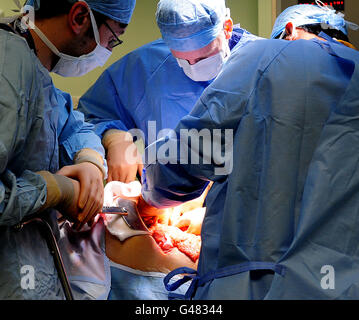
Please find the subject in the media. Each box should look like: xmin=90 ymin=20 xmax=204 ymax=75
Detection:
xmin=0 ymin=0 xmax=258 ymax=98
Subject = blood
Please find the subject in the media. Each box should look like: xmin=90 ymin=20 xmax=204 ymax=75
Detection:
xmin=104 ymin=183 xmax=202 ymax=262
xmin=148 ymin=223 xmax=201 ymax=262
xmin=151 ymin=228 xmax=174 ymax=254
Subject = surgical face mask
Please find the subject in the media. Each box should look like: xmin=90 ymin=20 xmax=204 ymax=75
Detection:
xmin=31 ymin=1 xmax=112 ymax=77
xmin=279 ymin=28 xmax=287 ymax=39
xmin=176 ymin=40 xmax=231 ymax=82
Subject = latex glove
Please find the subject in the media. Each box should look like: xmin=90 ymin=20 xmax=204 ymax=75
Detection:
xmin=56 ymin=162 xmax=104 ymax=230
xmin=174 ymin=207 xmax=206 ymax=235
xmin=102 ymin=129 xmax=143 ymax=183
xmin=37 ymin=171 xmax=81 ymax=223
xmin=73 ymin=148 xmax=107 ymax=179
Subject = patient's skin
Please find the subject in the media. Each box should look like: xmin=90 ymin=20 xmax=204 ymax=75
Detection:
xmin=104 ymin=182 xmax=211 ymax=273
xmin=105 ymin=229 xmax=198 ymax=274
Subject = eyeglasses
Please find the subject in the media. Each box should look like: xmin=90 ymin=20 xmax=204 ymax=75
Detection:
xmin=103 ymin=20 xmax=123 ymax=49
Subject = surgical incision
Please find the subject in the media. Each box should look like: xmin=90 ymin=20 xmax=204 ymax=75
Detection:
xmin=103 ymin=181 xmax=207 ymax=263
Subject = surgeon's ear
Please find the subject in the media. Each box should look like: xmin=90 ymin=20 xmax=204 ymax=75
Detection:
xmin=224 ymin=18 xmax=234 ymax=40
xmin=67 ymin=1 xmax=91 ymax=35
xmin=285 ymin=22 xmax=296 ymax=40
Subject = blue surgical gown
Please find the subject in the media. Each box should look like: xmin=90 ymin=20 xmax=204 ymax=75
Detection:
xmin=142 ymin=38 xmax=359 ymax=299
xmin=78 ymin=27 xmax=261 ymax=144
xmin=0 ymin=29 xmax=105 ymax=299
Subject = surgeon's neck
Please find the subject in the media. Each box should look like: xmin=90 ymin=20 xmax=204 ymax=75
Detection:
xmin=29 ymin=17 xmax=68 ymax=71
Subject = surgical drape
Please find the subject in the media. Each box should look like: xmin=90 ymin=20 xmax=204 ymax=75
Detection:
xmin=142 ymin=38 xmax=359 ymax=299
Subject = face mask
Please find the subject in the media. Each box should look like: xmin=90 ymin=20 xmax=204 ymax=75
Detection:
xmin=32 ymin=0 xmax=112 ymax=77
xmin=279 ymin=28 xmax=287 ymax=39
xmin=176 ymin=40 xmax=231 ymax=82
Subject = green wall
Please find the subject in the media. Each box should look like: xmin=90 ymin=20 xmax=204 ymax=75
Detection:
xmin=0 ymin=0 xmax=259 ymax=98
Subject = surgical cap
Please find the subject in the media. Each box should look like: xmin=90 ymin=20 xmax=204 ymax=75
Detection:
xmin=271 ymin=4 xmax=350 ymax=39
xmin=86 ymin=0 xmax=136 ymax=24
xmin=156 ymin=0 xmax=227 ymax=52
xmin=25 ymin=0 xmax=136 ymax=24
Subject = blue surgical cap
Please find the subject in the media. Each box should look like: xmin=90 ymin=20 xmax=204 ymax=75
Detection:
xmin=156 ymin=0 xmax=227 ymax=52
xmin=271 ymin=4 xmax=350 ymax=39
xmin=25 ymin=0 xmax=136 ymax=24
xmin=86 ymin=0 xmax=136 ymax=24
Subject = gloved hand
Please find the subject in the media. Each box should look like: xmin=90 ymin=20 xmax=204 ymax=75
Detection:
xmin=102 ymin=129 xmax=143 ymax=183
xmin=56 ymin=158 xmax=104 ymax=230
xmin=37 ymin=171 xmax=81 ymax=223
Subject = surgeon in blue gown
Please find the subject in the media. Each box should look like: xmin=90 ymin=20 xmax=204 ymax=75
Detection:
xmin=141 ymin=4 xmax=359 ymax=300
xmin=0 ymin=0 xmax=135 ymax=299
xmin=271 ymin=3 xmax=358 ymax=49
xmin=78 ymin=0 xmax=261 ymax=183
